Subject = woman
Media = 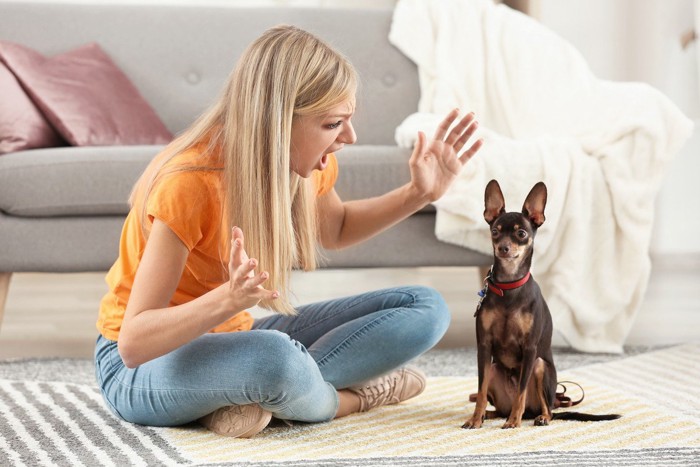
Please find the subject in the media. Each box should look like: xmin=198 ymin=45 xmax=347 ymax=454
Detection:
xmin=95 ymin=25 xmax=483 ymax=438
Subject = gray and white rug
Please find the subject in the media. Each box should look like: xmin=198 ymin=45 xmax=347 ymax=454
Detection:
xmin=1 ymin=345 xmax=698 ymax=466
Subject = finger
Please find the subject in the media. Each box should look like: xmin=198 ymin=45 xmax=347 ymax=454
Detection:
xmin=232 ymin=228 xmax=250 ymax=266
xmin=433 ymin=108 xmax=459 ymax=141
xmin=453 ymin=120 xmax=479 ymax=153
xmin=229 ymin=227 xmax=240 ymax=273
xmin=409 ymin=131 xmax=426 ymax=164
xmin=254 ymin=287 xmax=280 ymax=301
xmin=240 ymin=282 xmax=279 ymax=302
xmin=233 ymin=258 xmax=258 ymax=285
xmin=257 ymin=288 xmax=279 ymax=300
xmin=246 ymin=270 xmax=269 ymax=289
xmin=229 ymin=237 xmax=248 ymax=276
xmin=458 ymin=138 xmax=484 ymax=165
xmin=243 ymin=274 xmax=279 ymax=300
xmin=445 ymin=112 xmax=476 ymax=146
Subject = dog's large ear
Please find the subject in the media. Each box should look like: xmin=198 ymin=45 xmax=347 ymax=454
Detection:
xmin=522 ymin=182 xmax=547 ymax=228
xmin=484 ymin=180 xmax=506 ymax=224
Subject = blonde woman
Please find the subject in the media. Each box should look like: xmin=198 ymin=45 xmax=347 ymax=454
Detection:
xmin=95 ymin=25 xmax=483 ymax=438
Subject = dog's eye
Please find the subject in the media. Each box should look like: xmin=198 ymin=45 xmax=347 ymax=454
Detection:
xmin=516 ymin=229 xmax=528 ymax=239
xmin=491 ymin=228 xmax=499 ymax=237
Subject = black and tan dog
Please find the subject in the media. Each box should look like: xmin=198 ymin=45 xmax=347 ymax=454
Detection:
xmin=462 ymin=180 xmax=620 ymax=429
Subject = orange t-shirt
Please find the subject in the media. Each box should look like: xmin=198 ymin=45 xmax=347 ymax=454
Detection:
xmin=96 ymin=147 xmax=338 ymax=341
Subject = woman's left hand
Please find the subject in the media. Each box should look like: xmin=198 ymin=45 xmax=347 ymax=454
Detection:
xmin=409 ymin=109 xmax=483 ymax=203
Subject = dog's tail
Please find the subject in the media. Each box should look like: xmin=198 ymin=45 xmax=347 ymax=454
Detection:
xmin=552 ymin=411 xmax=621 ymax=422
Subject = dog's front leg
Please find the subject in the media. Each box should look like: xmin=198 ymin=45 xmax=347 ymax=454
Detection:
xmin=462 ymin=342 xmax=492 ymax=429
xmin=503 ymin=346 xmax=537 ymax=429
xmin=533 ymin=358 xmax=554 ymax=426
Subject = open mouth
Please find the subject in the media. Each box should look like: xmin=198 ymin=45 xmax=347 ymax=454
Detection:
xmin=318 ymin=153 xmax=329 ymax=170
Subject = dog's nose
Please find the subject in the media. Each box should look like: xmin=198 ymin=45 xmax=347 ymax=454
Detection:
xmin=498 ymin=244 xmax=510 ymax=254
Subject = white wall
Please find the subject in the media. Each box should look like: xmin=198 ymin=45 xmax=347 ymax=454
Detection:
xmin=539 ymin=0 xmax=698 ymax=117
xmin=538 ymin=0 xmax=700 ymax=254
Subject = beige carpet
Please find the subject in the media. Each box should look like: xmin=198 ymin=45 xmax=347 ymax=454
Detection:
xmin=161 ymin=343 xmax=700 ymax=464
xmin=2 ymin=344 xmax=698 ymax=465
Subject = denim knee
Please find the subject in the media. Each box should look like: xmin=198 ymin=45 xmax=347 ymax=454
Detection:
xmin=404 ymin=285 xmax=451 ymax=347
xmin=254 ymin=330 xmax=338 ymax=421
xmin=253 ymin=331 xmax=313 ymax=393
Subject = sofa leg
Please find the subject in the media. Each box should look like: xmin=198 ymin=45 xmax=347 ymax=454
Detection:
xmin=0 ymin=272 xmax=11 ymax=333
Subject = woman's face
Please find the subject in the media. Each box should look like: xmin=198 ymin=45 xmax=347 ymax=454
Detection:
xmin=290 ymin=97 xmax=357 ymax=178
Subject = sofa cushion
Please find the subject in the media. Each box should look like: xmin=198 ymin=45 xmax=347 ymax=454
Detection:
xmin=319 ymin=145 xmax=435 ymax=214
xmin=0 ymin=62 xmax=64 ymax=154
xmin=0 ymin=145 xmax=434 ymax=218
xmin=0 ymin=41 xmax=172 ymax=147
xmin=0 ymin=146 xmax=158 ymax=217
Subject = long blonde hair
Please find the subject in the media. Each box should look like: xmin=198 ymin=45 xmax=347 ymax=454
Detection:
xmin=130 ymin=25 xmax=358 ymax=315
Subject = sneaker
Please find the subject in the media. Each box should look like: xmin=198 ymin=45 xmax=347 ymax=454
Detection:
xmin=348 ymin=366 xmax=427 ymax=412
xmin=198 ymin=404 xmax=272 ymax=438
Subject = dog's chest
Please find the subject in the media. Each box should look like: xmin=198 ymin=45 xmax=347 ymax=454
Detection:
xmin=479 ymin=305 xmax=534 ymax=368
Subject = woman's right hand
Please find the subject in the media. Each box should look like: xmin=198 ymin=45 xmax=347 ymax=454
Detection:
xmin=119 ymin=222 xmax=279 ymax=368
xmin=227 ymin=226 xmax=278 ymax=310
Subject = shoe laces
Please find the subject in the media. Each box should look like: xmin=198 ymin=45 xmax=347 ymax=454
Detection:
xmin=353 ymin=373 xmax=403 ymax=412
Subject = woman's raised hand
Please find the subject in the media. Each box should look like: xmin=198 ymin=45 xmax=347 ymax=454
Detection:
xmin=408 ymin=109 xmax=483 ymax=203
xmin=228 ymin=227 xmax=278 ymax=310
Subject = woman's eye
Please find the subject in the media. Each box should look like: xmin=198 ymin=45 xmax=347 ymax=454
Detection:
xmin=326 ymin=121 xmax=342 ymax=129
xmin=517 ymin=229 xmax=528 ymax=239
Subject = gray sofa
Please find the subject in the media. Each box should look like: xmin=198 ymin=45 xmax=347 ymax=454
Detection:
xmin=0 ymin=2 xmax=490 ymax=325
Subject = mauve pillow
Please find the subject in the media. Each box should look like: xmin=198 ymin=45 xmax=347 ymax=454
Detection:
xmin=0 ymin=41 xmax=172 ymax=146
xmin=0 ymin=62 xmax=64 ymax=154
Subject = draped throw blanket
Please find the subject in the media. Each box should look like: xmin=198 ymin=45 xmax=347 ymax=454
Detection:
xmin=390 ymin=0 xmax=693 ymax=352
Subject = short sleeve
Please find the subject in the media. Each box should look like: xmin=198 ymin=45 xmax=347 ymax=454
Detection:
xmin=312 ymin=152 xmax=338 ymax=196
xmin=146 ymin=171 xmax=214 ymax=251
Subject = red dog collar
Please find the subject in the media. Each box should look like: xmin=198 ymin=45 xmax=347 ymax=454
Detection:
xmin=488 ymin=271 xmax=531 ymax=297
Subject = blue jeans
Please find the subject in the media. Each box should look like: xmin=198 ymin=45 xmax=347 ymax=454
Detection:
xmin=94 ymin=285 xmax=450 ymax=427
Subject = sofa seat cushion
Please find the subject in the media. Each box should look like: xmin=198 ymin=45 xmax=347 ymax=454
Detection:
xmin=0 ymin=146 xmax=158 ymax=217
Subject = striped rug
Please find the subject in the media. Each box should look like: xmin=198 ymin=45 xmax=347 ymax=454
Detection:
xmin=1 ymin=343 xmax=699 ymax=466
xmin=0 ymin=379 xmax=187 ymax=466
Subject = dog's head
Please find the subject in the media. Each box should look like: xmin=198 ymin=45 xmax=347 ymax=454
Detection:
xmin=483 ymin=180 xmax=547 ymax=262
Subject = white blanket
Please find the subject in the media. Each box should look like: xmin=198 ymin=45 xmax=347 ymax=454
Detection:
xmin=390 ymin=0 xmax=694 ymax=353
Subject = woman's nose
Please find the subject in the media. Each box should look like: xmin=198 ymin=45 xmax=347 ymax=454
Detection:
xmin=340 ymin=121 xmax=357 ymax=144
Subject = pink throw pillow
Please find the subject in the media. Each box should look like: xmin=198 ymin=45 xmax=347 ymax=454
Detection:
xmin=0 ymin=62 xmax=64 ymax=154
xmin=0 ymin=41 xmax=172 ymax=146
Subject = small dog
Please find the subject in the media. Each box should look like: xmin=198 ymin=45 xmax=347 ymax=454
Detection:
xmin=462 ymin=180 xmax=620 ymax=429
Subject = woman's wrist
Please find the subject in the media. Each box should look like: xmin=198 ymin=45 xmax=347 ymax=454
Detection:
xmin=208 ymin=284 xmax=245 ymax=321
xmin=404 ymin=182 xmax=432 ymax=211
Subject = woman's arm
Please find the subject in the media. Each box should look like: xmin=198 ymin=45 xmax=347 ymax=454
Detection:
xmin=118 ymin=221 xmax=276 ymax=368
xmin=318 ymin=110 xmax=483 ymax=250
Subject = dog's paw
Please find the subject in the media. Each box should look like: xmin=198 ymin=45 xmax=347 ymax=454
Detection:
xmin=461 ymin=418 xmax=483 ymax=429
xmin=534 ymin=415 xmax=550 ymax=426
xmin=501 ymin=419 xmax=521 ymax=429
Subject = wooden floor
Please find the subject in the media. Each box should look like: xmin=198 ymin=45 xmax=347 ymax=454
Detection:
xmin=1 ymin=256 xmax=698 ymax=359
